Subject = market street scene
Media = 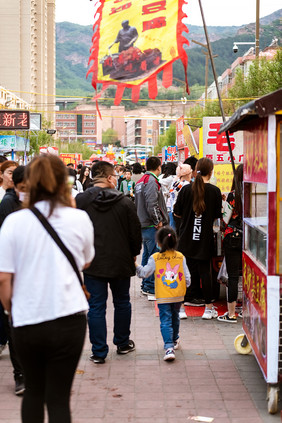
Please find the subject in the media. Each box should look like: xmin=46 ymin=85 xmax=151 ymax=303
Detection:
xmin=0 ymin=1 xmax=281 ymax=422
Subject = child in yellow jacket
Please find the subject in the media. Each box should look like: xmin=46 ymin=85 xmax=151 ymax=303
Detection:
xmin=135 ymin=226 xmax=190 ymax=361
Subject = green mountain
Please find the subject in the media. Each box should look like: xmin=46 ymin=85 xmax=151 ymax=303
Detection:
xmin=56 ymin=10 xmax=282 ymax=96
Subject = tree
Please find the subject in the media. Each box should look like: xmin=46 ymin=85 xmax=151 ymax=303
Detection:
xmin=102 ymin=128 xmax=119 ymax=145
xmin=154 ymin=124 xmax=176 ymax=155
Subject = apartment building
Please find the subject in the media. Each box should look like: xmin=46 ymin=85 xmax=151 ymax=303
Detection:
xmin=56 ymin=108 xmax=97 ymax=144
xmin=126 ymin=117 xmax=170 ymax=147
xmin=0 ymin=0 xmax=56 ymax=123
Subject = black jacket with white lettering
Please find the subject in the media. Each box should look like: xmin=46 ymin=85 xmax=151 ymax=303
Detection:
xmin=174 ymin=183 xmax=222 ymax=260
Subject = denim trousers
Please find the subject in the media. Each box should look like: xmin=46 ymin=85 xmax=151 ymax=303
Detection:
xmin=84 ymin=275 xmax=132 ymax=359
xmin=12 ymin=313 xmax=86 ymax=423
xmin=158 ymin=303 xmax=181 ymax=349
xmin=141 ymin=227 xmax=158 ymax=293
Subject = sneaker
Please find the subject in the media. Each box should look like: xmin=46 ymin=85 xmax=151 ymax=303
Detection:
xmin=89 ymin=354 xmax=105 ymax=364
xmin=163 ymin=348 xmax=175 ymax=361
xmin=0 ymin=344 xmax=6 ymax=356
xmin=217 ymin=312 xmax=237 ymax=323
xmin=174 ymin=339 xmax=180 ymax=350
xmin=141 ymin=289 xmax=154 ymax=296
xmin=202 ymin=307 xmax=218 ymax=320
xmin=179 ymin=309 xmax=187 ymax=319
xmin=238 ymin=311 xmax=243 ymax=318
xmin=184 ymin=298 xmax=205 ymax=307
xmin=117 ymin=340 xmax=135 ymax=354
xmin=15 ymin=375 xmax=25 ymax=396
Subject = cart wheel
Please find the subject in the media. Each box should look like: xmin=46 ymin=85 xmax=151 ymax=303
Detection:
xmin=234 ymin=334 xmax=252 ymax=354
xmin=267 ymin=386 xmax=279 ymax=414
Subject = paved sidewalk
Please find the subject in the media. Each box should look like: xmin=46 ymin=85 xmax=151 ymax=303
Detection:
xmin=0 ymin=275 xmax=280 ymax=422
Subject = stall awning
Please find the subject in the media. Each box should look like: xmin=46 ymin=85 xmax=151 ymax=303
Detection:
xmin=219 ymin=89 xmax=282 ymax=134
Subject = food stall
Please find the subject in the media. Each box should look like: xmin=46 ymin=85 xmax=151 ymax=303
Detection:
xmin=219 ymin=88 xmax=282 ymax=414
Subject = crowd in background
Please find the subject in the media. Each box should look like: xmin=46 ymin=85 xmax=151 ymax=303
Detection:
xmin=0 ymin=153 xmax=243 ymax=423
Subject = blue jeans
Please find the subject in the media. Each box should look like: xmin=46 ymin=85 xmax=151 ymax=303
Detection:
xmin=169 ymin=210 xmax=176 ymax=230
xmin=158 ymin=303 xmax=181 ymax=349
xmin=141 ymin=227 xmax=158 ymax=294
xmin=84 ymin=275 xmax=132 ymax=359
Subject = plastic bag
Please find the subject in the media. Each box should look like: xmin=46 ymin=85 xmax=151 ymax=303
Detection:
xmin=217 ymin=257 xmax=228 ymax=285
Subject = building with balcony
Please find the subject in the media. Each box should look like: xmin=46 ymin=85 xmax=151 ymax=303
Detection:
xmin=0 ymin=0 xmax=56 ymax=124
xmin=56 ymin=107 xmax=97 ymax=145
xmin=0 ymin=86 xmax=30 ymax=110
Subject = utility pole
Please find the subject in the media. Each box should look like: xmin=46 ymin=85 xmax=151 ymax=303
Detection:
xmin=255 ymin=0 xmax=260 ymax=58
xmin=192 ymin=39 xmax=218 ymax=105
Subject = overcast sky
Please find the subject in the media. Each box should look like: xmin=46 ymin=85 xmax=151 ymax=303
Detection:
xmin=55 ymin=0 xmax=281 ymax=27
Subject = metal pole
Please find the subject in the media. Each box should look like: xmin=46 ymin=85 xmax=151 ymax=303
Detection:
xmin=198 ymin=0 xmax=236 ymax=176
xmin=255 ymin=0 xmax=260 ymax=58
xmin=205 ymin=54 xmax=208 ymax=103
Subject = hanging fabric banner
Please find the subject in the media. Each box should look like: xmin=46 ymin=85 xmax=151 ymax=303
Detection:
xmin=87 ymin=0 xmax=189 ymax=106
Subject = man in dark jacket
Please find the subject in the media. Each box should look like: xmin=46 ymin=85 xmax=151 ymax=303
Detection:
xmin=76 ymin=161 xmax=142 ymax=364
xmin=134 ymin=157 xmax=168 ymax=295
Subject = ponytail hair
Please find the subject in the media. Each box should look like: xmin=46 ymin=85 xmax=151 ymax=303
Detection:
xmin=157 ymin=226 xmax=177 ymax=253
xmin=192 ymin=157 xmax=213 ymax=216
xmin=25 ymin=154 xmax=71 ymax=216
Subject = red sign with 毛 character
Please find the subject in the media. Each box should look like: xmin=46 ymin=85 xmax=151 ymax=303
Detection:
xmin=87 ymin=0 xmax=189 ymax=106
xmin=0 ymin=110 xmax=30 ymax=130
xmin=244 ymin=118 xmax=268 ymax=183
xmin=242 ymin=252 xmax=267 ymax=376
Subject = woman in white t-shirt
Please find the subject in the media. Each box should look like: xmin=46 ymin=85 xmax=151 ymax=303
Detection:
xmin=0 ymin=155 xmax=95 ymax=423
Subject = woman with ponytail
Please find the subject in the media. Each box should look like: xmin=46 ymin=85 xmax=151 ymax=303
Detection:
xmin=174 ymin=158 xmax=222 ymax=320
xmin=0 ymin=155 xmax=95 ymax=423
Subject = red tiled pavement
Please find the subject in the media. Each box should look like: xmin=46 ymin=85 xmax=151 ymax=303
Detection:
xmin=0 ymin=274 xmax=280 ymax=422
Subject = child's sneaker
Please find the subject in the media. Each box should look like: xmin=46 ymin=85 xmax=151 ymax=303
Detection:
xmin=174 ymin=339 xmax=180 ymax=350
xmin=202 ymin=306 xmax=218 ymax=320
xmin=163 ymin=348 xmax=175 ymax=361
xmin=217 ymin=312 xmax=237 ymax=323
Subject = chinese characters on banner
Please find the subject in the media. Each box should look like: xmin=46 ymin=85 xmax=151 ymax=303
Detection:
xmin=0 ymin=111 xmax=30 ymax=130
xmin=244 ymin=119 xmax=268 ymax=183
xmin=202 ymin=117 xmax=244 ymax=193
xmin=162 ymin=146 xmax=177 ymax=162
xmin=176 ymin=116 xmax=185 ymax=149
xmin=242 ymin=252 xmax=267 ymax=376
xmin=87 ymin=0 xmax=189 ymax=105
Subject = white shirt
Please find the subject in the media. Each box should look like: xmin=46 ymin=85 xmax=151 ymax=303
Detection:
xmin=0 ymin=187 xmax=6 ymax=202
xmin=0 ymin=201 xmax=95 ymax=327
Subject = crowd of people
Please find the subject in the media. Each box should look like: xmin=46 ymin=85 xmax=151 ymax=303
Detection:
xmin=0 ymin=153 xmax=243 ymax=422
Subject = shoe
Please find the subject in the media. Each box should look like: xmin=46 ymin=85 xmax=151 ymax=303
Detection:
xmin=15 ymin=375 xmax=25 ymax=396
xmin=202 ymin=307 xmax=218 ymax=320
xmin=163 ymin=348 xmax=175 ymax=361
xmin=0 ymin=344 xmax=6 ymax=356
xmin=89 ymin=354 xmax=105 ymax=364
xmin=217 ymin=312 xmax=237 ymax=323
xmin=238 ymin=311 xmax=243 ymax=318
xmin=179 ymin=309 xmax=187 ymax=319
xmin=117 ymin=340 xmax=135 ymax=354
xmin=184 ymin=298 xmax=205 ymax=307
xmin=174 ymin=339 xmax=180 ymax=350
xmin=147 ymin=295 xmax=156 ymax=301
xmin=141 ymin=289 xmax=154 ymax=296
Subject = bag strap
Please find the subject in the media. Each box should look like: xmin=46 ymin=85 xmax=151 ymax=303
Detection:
xmin=30 ymin=206 xmax=83 ymax=286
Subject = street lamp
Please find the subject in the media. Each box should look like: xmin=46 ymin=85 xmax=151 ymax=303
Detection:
xmin=233 ymin=42 xmax=255 ymax=53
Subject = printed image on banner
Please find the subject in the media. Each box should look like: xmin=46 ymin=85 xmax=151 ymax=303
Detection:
xmin=88 ymin=0 xmax=189 ymax=104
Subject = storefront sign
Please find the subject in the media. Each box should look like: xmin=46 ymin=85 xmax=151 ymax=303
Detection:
xmin=242 ymin=252 xmax=267 ymax=376
xmin=213 ymin=164 xmax=235 ymax=193
xmin=0 ymin=110 xmax=30 ymax=130
xmin=244 ymin=119 xmax=268 ymax=183
xmin=0 ymin=135 xmax=30 ymax=152
xmin=202 ymin=117 xmax=243 ymax=165
xmin=87 ymin=0 xmax=189 ymax=104
xmin=162 ymin=146 xmax=177 ymax=162
xmin=183 ymin=124 xmax=198 ymax=157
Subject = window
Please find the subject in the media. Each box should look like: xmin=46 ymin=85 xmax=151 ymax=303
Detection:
xmin=147 ymin=129 xmax=152 ymax=135
xmin=147 ymin=119 xmax=153 ymax=126
xmin=147 ymin=137 xmax=152 ymax=144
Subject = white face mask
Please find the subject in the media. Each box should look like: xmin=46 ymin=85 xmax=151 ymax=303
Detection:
xmin=18 ymin=192 xmax=26 ymax=202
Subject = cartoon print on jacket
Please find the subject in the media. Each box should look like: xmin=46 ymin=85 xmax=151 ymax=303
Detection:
xmin=156 ymin=262 xmax=183 ymax=289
